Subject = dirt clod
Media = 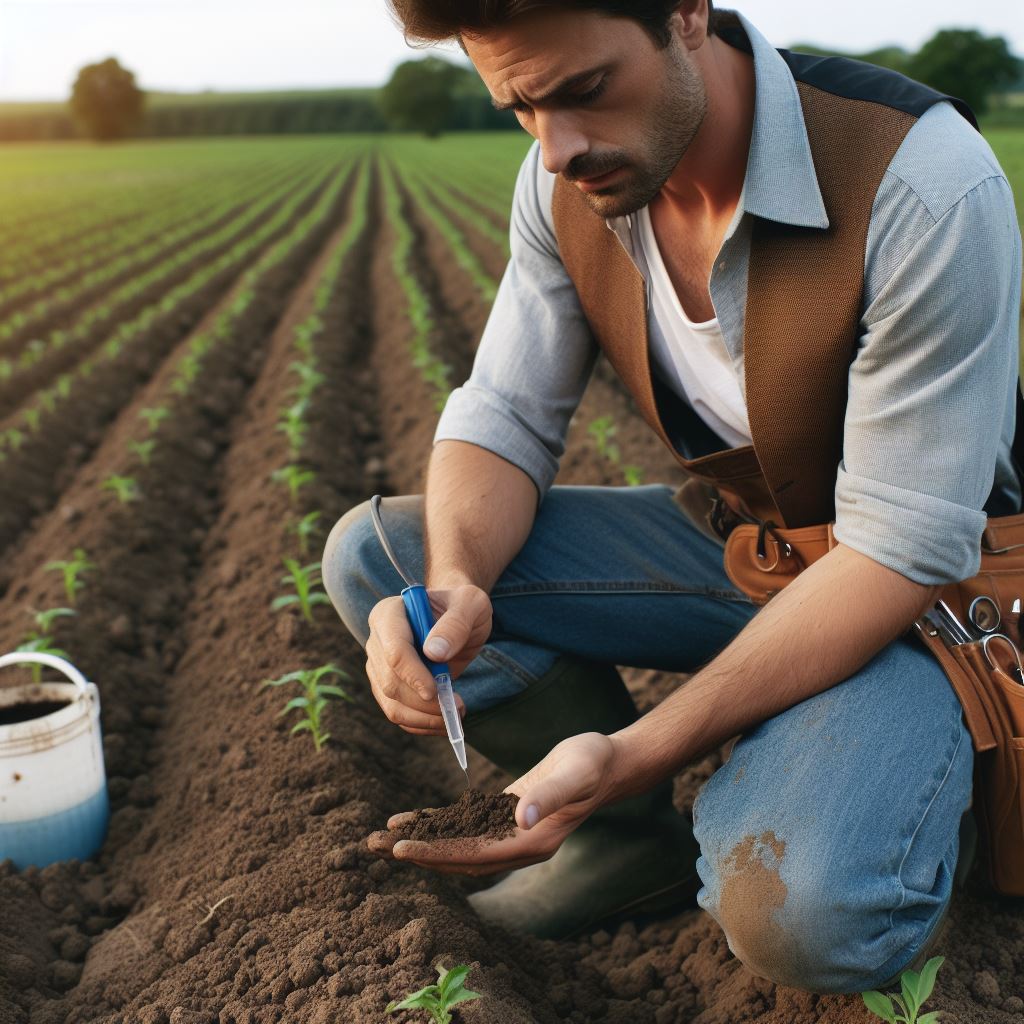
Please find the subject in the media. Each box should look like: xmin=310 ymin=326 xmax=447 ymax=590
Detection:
xmin=388 ymin=789 xmax=518 ymax=844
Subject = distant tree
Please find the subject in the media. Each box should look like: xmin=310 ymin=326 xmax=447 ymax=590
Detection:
xmin=907 ymin=29 xmax=1022 ymax=115
xmin=69 ymin=57 xmax=145 ymax=141
xmin=380 ymin=56 xmax=465 ymax=137
xmin=789 ymin=42 xmax=911 ymax=76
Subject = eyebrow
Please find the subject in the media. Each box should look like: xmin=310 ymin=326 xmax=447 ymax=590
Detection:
xmin=491 ymin=65 xmax=610 ymax=111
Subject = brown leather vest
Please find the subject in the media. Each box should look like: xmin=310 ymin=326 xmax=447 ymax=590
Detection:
xmin=551 ymin=20 xmax=980 ymax=536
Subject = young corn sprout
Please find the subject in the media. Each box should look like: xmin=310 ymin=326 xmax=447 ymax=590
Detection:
xmin=271 ymin=559 xmax=331 ymax=623
xmin=271 ymin=464 xmax=315 ymax=506
xmin=277 ymin=401 xmax=308 ymax=456
xmin=286 ymin=511 xmax=322 ymax=557
xmin=587 ymin=415 xmax=621 ymax=463
xmin=139 ymin=406 xmax=169 ymax=433
xmin=862 ymin=956 xmax=944 ymax=1024
xmin=386 ymin=964 xmax=482 ymax=1024
xmin=45 ymin=548 xmax=96 ymax=604
xmin=16 ymin=633 xmax=70 ymax=684
xmin=29 ymin=607 xmax=76 ymax=632
xmin=128 ymin=439 xmax=157 ymax=466
xmin=102 ymin=475 xmax=141 ymax=503
xmin=287 ymin=360 xmax=325 ymax=401
xmin=260 ymin=664 xmax=352 ymax=753
xmin=623 ymin=464 xmax=645 ymax=487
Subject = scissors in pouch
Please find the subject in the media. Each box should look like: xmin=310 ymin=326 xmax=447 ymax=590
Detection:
xmin=966 ymin=596 xmax=1024 ymax=684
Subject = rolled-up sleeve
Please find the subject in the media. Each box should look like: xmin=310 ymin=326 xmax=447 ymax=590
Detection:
xmin=432 ymin=142 xmax=598 ymax=504
xmin=834 ymin=173 xmax=1022 ymax=585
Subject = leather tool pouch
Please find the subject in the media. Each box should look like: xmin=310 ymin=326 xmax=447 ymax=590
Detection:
xmin=722 ymin=509 xmax=1024 ymax=896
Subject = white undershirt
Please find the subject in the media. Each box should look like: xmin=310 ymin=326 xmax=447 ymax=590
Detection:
xmin=635 ymin=195 xmax=752 ymax=449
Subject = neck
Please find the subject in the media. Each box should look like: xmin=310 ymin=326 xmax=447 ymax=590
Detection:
xmin=659 ymin=35 xmax=755 ymax=221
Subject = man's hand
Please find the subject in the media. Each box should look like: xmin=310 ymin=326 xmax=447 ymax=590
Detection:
xmin=366 ymin=733 xmax=621 ymax=874
xmin=364 ymin=583 xmax=492 ymax=736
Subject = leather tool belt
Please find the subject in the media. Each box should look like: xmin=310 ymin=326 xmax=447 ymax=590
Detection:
xmin=719 ymin=506 xmax=1024 ymax=896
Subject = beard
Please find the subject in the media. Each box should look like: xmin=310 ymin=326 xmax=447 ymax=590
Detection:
xmin=566 ymin=44 xmax=708 ymax=218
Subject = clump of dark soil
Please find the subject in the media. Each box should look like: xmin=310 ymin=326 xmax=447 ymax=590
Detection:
xmin=389 ymin=789 xmax=519 ymax=844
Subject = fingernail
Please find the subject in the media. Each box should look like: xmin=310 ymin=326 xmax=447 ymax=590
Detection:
xmin=424 ymin=637 xmax=449 ymax=659
xmin=525 ymin=804 xmax=540 ymax=828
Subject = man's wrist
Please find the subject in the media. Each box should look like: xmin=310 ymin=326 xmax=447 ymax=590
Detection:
xmin=426 ymin=570 xmax=481 ymax=591
xmin=604 ymin=726 xmax=661 ymax=805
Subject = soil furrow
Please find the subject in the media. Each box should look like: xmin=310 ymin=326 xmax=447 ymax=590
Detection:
xmin=390 ymin=171 xmax=478 ymax=385
xmin=0 ymin=166 xmax=358 ymax=1019
xmin=0 ymin=161 xmax=291 ymax=348
xmin=415 ymin=177 xmax=510 ymax=286
xmin=0 ymin=170 xmax=347 ymax=570
xmin=391 ymin=164 xmax=684 ymax=492
xmin=0 ymin=164 xmax=335 ymax=419
xmin=22 ymin=155 xmax=609 ymax=1024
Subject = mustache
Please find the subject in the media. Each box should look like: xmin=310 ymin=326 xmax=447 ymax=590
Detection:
xmin=563 ymin=155 xmax=627 ymax=182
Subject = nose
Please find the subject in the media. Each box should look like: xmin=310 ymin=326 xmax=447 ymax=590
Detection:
xmin=535 ymin=111 xmax=589 ymax=177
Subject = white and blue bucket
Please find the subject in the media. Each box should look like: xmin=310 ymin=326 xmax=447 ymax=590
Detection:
xmin=0 ymin=652 xmax=109 ymax=869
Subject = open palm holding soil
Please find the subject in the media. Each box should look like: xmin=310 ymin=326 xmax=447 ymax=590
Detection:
xmin=367 ymin=733 xmax=620 ymax=874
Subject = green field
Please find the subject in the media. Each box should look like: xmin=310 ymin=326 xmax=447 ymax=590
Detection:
xmin=990 ymin=129 xmax=1024 ymax=226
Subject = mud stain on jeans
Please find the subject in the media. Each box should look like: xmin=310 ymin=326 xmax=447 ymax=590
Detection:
xmin=717 ymin=831 xmax=788 ymax=978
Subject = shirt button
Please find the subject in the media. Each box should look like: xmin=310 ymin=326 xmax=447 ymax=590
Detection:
xmin=718 ymin=260 xmax=727 ymax=271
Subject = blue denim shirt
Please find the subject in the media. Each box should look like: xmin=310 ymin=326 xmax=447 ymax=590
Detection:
xmin=434 ymin=10 xmax=1023 ymax=586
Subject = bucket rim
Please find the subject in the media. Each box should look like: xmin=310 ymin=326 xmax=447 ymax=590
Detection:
xmin=0 ymin=680 xmax=99 ymax=752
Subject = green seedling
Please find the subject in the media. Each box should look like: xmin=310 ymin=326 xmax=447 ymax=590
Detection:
xmin=128 ymin=439 xmax=157 ymax=466
xmin=102 ymin=475 xmax=141 ymax=503
xmin=260 ymin=664 xmax=352 ymax=753
xmin=16 ymin=633 xmax=70 ymax=684
xmin=386 ymin=963 xmax=482 ymax=1024
xmin=271 ymin=464 xmax=315 ymax=506
xmin=623 ymin=464 xmax=645 ymax=487
xmin=276 ymin=402 xmax=308 ymax=456
xmin=271 ymin=558 xmax=331 ymax=623
xmin=587 ymin=415 xmax=621 ymax=463
xmin=862 ymin=956 xmax=944 ymax=1024
xmin=287 ymin=360 xmax=325 ymax=400
xmin=139 ymin=406 xmax=169 ymax=433
xmin=287 ymin=510 xmax=322 ymax=557
xmin=45 ymin=548 xmax=95 ymax=604
xmin=29 ymin=607 xmax=76 ymax=632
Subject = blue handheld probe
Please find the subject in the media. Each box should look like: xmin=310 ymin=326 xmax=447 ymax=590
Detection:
xmin=369 ymin=495 xmax=468 ymax=777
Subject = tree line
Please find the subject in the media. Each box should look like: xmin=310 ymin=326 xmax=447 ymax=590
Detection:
xmin=0 ymin=27 xmax=1019 ymax=143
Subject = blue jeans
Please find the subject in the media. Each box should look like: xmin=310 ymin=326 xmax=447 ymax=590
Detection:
xmin=323 ymin=484 xmax=972 ymax=993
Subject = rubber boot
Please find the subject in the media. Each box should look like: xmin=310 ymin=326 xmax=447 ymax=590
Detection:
xmin=462 ymin=655 xmax=701 ymax=940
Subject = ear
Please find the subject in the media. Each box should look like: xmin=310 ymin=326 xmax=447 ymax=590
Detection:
xmin=671 ymin=0 xmax=711 ymax=48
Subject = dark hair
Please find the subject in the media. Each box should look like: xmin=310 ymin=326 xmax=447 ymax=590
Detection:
xmin=386 ymin=1 xmax=722 ymax=50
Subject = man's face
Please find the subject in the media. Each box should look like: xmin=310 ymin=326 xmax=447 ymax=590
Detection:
xmin=464 ymin=8 xmax=708 ymax=218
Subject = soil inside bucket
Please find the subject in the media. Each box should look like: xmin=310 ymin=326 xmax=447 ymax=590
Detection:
xmin=386 ymin=789 xmax=519 ymax=844
xmin=0 ymin=698 xmax=71 ymax=726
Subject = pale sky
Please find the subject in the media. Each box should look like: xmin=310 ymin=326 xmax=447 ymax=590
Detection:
xmin=0 ymin=0 xmax=1021 ymax=102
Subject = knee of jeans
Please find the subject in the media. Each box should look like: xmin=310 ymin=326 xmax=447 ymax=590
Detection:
xmin=322 ymin=500 xmax=378 ymax=643
xmin=698 ymin=829 xmax=931 ymax=994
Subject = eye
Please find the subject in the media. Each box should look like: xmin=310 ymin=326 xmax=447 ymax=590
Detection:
xmin=575 ymin=77 xmax=608 ymax=104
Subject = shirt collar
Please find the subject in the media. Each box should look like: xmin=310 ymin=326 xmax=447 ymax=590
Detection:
xmin=729 ymin=9 xmax=829 ymax=228
xmin=606 ymin=9 xmax=829 ymax=235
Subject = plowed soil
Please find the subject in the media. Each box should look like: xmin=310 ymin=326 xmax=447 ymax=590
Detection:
xmin=0 ymin=157 xmax=1020 ymax=1024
